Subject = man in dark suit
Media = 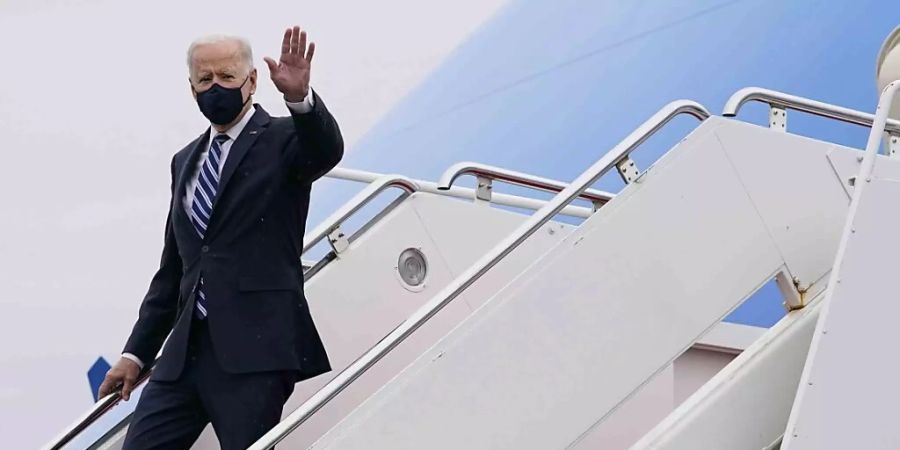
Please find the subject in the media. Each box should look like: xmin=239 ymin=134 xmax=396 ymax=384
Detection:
xmin=97 ymin=26 xmax=343 ymax=449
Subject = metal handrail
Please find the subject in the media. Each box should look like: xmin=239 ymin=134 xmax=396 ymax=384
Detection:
xmin=327 ymin=167 xmax=599 ymax=219
xmin=43 ymin=364 xmax=154 ymax=450
xmin=722 ymin=87 xmax=900 ymax=141
xmin=44 ymin=177 xmax=419 ymax=450
xmin=249 ymin=100 xmax=710 ymax=450
xmin=859 ymin=81 xmax=900 ymax=185
xmin=302 ymin=175 xmax=418 ymax=254
xmin=436 ymin=162 xmax=615 ymax=206
xmin=45 ymin=167 xmax=597 ymax=450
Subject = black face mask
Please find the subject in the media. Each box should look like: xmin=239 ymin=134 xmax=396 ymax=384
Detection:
xmin=193 ymin=76 xmax=251 ymax=125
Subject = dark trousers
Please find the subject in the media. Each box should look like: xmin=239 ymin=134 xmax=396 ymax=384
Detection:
xmin=123 ymin=317 xmax=295 ymax=450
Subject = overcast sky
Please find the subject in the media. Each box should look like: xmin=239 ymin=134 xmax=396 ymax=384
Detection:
xmin=2 ymin=0 xmax=898 ymax=447
xmin=0 ymin=0 xmax=506 ymax=446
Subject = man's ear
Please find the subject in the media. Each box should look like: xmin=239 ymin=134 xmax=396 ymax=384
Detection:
xmin=249 ymin=68 xmax=258 ymax=96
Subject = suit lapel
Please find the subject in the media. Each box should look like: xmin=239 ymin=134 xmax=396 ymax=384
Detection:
xmin=173 ymin=131 xmax=210 ymax=227
xmin=202 ymin=106 xmax=271 ymax=240
xmin=214 ymin=106 xmax=271 ymax=209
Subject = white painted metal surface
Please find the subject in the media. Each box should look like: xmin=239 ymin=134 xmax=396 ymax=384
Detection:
xmin=570 ymin=348 xmax=736 ymax=449
xmin=633 ymin=292 xmax=824 ymax=450
xmin=782 ymin=178 xmax=900 ymax=449
xmin=311 ymin=117 xmax=856 ymax=449
xmin=712 ymin=119 xmax=854 ymax=299
xmin=782 ymin=81 xmax=900 ymax=450
xmin=252 ymin=101 xmax=711 ymax=450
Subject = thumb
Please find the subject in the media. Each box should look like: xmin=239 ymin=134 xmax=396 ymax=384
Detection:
xmin=263 ymin=57 xmax=278 ymax=75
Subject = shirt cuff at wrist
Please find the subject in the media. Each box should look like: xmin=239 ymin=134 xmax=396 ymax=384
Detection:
xmin=121 ymin=353 xmax=144 ymax=370
xmin=285 ymin=88 xmax=315 ymax=114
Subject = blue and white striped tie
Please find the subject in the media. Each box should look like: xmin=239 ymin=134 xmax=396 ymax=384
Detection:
xmin=191 ymin=133 xmax=229 ymax=318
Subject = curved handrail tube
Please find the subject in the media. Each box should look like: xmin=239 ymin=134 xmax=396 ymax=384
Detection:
xmin=302 ymin=175 xmax=419 ymax=254
xmin=249 ymin=100 xmax=710 ymax=450
xmin=326 ymin=166 xmax=600 ymax=219
xmin=722 ymin=87 xmax=900 ymax=139
xmin=42 ymin=365 xmax=155 ymax=450
xmin=325 ymin=167 xmax=383 ymax=184
xmin=436 ymin=162 xmax=615 ymax=205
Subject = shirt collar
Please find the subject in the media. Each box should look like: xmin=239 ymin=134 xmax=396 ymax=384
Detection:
xmin=208 ymin=104 xmax=256 ymax=144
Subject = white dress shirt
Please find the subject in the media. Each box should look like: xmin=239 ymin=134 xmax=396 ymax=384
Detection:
xmin=122 ymin=92 xmax=315 ymax=370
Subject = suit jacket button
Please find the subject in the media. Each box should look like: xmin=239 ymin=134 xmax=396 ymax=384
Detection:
xmin=201 ymin=245 xmax=209 ymax=253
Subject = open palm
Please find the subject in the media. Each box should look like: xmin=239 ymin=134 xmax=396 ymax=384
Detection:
xmin=264 ymin=26 xmax=315 ymax=102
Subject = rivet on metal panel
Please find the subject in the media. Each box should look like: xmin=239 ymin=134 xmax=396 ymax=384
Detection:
xmin=769 ymin=104 xmax=787 ymax=132
xmin=616 ymin=157 xmax=640 ymax=184
xmin=326 ymin=227 xmax=350 ymax=254
xmin=890 ymin=134 xmax=900 ymax=157
xmin=475 ymin=175 xmax=493 ymax=205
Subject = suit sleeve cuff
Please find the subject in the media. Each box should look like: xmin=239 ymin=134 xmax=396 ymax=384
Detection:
xmin=285 ymin=88 xmax=315 ymax=114
xmin=122 ymin=353 xmax=144 ymax=370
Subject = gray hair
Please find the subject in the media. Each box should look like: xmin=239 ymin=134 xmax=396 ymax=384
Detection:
xmin=186 ymin=34 xmax=254 ymax=74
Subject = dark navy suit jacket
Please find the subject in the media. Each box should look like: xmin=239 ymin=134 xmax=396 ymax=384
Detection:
xmin=123 ymin=93 xmax=343 ymax=382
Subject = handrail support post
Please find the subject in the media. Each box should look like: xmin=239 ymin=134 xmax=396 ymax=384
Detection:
xmin=889 ymin=133 xmax=900 ymax=157
xmin=770 ymin=104 xmax=787 ymax=132
xmin=327 ymin=226 xmax=350 ymax=254
xmin=616 ymin=157 xmax=640 ymax=184
xmin=475 ymin=175 xmax=493 ymax=204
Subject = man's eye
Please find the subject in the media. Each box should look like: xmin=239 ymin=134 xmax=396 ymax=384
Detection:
xmin=223 ymin=75 xmax=234 ymax=80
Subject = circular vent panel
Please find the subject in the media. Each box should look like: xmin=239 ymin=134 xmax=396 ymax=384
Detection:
xmin=398 ymin=248 xmax=427 ymax=287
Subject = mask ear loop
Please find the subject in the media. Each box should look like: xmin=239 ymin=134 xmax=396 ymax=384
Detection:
xmin=238 ymin=75 xmax=252 ymax=107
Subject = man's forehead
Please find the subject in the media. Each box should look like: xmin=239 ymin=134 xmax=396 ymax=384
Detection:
xmin=191 ymin=42 xmax=243 ymax=69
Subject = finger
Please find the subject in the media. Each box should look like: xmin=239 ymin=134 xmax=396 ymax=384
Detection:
xmin=264 ymin=57 xmax=278 ymax=74
xmin=306 ymin=42 xmax=316 ymax=64
xmin=98 ymin=375 xmax=118 ymax=399
xmin=98 ymin=378 xmax=112 ymax=398
xmin=288 ymin=27 xmax=300 ymax=55
xmin=281 ymin=28 xmax=291 ymax=56
xmin=298 ymin=31 xmax=308 ymax=59
xmin=290 ymin=26 xmax=300 ymax=54
xmin=122 ymin=378 xmax=135 ymax=402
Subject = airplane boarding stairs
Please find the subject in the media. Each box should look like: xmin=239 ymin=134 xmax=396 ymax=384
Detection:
xmin=256 ymin=87 xmax=900 ymax=450
xmin=48 ymin=155 xmax=625 ymax=448
xmin=46 ymin=85 xmax=900 ymax=450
